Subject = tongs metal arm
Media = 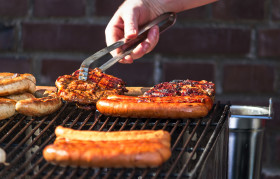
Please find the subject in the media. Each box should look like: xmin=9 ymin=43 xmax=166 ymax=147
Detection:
xmin=79 ymin=12 xmax=176 ymax=81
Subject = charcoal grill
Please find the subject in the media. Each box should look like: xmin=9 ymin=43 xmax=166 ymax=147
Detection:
xmin=0 ymin=101 xmax=229 ymax=179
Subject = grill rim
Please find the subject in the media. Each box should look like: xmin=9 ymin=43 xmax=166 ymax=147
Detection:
xmin=0 ymin=102 xmax=229 ymax=179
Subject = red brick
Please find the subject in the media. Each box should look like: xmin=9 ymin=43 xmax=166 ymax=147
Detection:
xmin=95 ymin=0 xmax=123 ymax=16
xmin=162 ymin=62 xmax=215 ymax=82
xmin=177 ymin=5 xmax=207 ymax=20
xmin=223 ymin=64 xmax=275 ymax=93
xmin=0 ymin=57 xmax=32 ymax=73
xmin=41 ymin=59 xmax=81 ymax=85
xmin=0 ymin=0 xmax=28 ymax=17
xmin=272 ymin=0 xmax=280 ymax=20
xmin=154 ymin=27 xmax=251 ymax=56
xmin=106 ymin=61 xmax=154 ymax=87
xmin=33 ymin=0 xmax=86 ymax=17
xmin=258 ymin=29 xmax=280 ymax=57
xmin=0 ymin=25 xmax=14 ymax=51
xmin=212 ymin=0 xmax=265 ymax=20
xmin=22 ymin=23 xmax=107 ymax=52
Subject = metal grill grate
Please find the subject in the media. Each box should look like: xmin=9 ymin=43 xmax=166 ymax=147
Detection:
xmin=0 ymin=102 xmax=229 ymax=179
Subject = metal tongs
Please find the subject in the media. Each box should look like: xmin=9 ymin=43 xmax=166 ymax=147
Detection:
xmin=78 ymin=12 xmax=177 ymax=81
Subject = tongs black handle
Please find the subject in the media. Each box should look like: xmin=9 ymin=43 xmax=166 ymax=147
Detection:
xmin=79 ymin=12 xmax=176 ymax=81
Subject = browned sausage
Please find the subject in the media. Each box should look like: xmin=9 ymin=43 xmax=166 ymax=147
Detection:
xmin=55 ymin=126 xmax=171 ymax=148
xmin=5 ymin=92 xmax=35 ymax=101
xmin=43 ymin=138 xmax=171 ymax=168
xmin=0 ymin=73 xmax=36 ymax=96
xmin=15 ymin=95 xmax=62 ymax=117
xmin=96 ymin=95 xmax=212 ymax=119
xmin=0 ymin=73 xmax=16 ymax=80
xmin=0 ymin=98 xmax=16 ymax=120
xmin=107 ymin=95 xmax=213 ymax=110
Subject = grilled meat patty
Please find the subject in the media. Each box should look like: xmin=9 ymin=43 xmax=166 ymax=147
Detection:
xmin=55 ymin=68 xmax=127 ymax=105
xmin=143 ymin=79 xmax=215 ymax=99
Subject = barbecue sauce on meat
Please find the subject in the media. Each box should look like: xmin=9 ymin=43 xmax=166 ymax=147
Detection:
xmin=55 ymin=68 xmax=128 ymax=107
xmin=143 ymin=79 xmax=215 ymax=98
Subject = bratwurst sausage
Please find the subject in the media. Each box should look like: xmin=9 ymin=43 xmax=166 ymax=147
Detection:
xmin=15 ymin=94 xmax=62 ymax=117
xmin=0 ymin=73 xmax=36 ymax=96
xmin=43 ymin=137 xmax=171 ymax=168
xmin=96 ymin=95 xmax=213 ymax=119
xmin=55 ymin=126 xmax=171 ymax=147
xmin=5 ymin=92 xmax=35 ymax=101
xmin=0 ymin=98 xmax=16 ymax=120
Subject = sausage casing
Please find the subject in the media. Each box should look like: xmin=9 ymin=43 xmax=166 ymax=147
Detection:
xmin=43 ymin=138 xmax=171 ymax=168
xmin=55 ymin=126 xmax=171 ymax=147
xmin=15 ymin=96 xmax=62 ymax=117
xmin=0 ymin=98 xmax=16 ymax=120
xmin=0 ymin=73 xmax=36 ymax=96
xmin=5 ymin=93 xmax=35 ymax=101
xmin=96 ymin=95 xmax=212 ymax=119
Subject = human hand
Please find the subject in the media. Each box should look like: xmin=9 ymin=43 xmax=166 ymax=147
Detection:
xmin=105 ymin=0 xmax=162 ymax=63
xmin=105 ymin=0 xmax=218 ymax=63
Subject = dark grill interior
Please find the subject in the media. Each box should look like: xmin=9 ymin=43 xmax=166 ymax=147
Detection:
xmin=0 ymin=102 xmax=229 ymax=179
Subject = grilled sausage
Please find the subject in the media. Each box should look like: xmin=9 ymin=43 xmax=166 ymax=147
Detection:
xmin=55 ymin=126 xmax=171 ymax=147
xmin=43 ymin=138 xmax=171 ymax=168
xmin=96 ymin=95 xmax=212 ymax=119
xmin=15 ymin=95 xmax=62 ymax=117
xmin=0 ymin=73 xmax=16 ymax=80
xmin=5 ymin=93 xmax=35 ymax=101
xmin=106 ymin=95 xmax=213 ymax=111
xmin=0 ymin=98 xmax=16 ymax=120
xmin=0 ymin=73 xmax=36 ymax=96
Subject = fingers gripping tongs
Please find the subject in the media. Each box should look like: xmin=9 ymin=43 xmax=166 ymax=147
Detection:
xmin=78 ymin=12 xmax=177 ymax=81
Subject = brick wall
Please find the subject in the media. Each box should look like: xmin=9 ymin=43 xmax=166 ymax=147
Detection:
xmin=0 ymin=0 xmax=279 ymax=177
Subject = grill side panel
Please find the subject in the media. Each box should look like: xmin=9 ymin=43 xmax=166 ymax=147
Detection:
xmin=197 ymin=114 xmax=229 ymax=179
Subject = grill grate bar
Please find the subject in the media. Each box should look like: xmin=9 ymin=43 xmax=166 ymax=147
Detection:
xmin=0 ymin=115 xmax=26 ymax=144
xmin=164 ymin=118 xmax=202 ymax=179
xmin=17 ymin=103 xmax=77 ymax=178
xmin=43 ymin=164 xmax=58 ymax=179
xmin=152 ymin=119 xmax=190 ymax=179
xmin=99 ymin=117 xmax=111 ymax=131
xmin=11 ymin=105 xmax=71 ymax=178
xmin=79 ymin=167 xmax=90 ymax=179
xmin=20 ymin=143 xmax=52 ymax=178
xmin=102 ymin=118 xmax=131 ymax=179
xmin=115 ymin=169 xmax=125 ymax=179
xmin=88 ymin=114 xmax=102 ymax=130
xmin=68 ymin=166 xmax=81 ymax=179
xmin=130 ymin=118 xmax=141 ymax=130
xmin=108 ymin=117 xmax=120 ymax=131
xmin=92 ymin=168 xmax=102 ymax=178
xmin=32 ymin=162 xmax=50 ymax=179
xmin=52 ymin=110 xmax=95 ymax=179
xmin=79 ymin=112 xmax=94 ymax=129
xmin=0 ymin=115 xmax=18 ymax=134
xmin=54 ymin=166 xmax=70 ymax=179
xmin=0 ymin=116 xmax=48 ymax=178
xmin=50 ymin=112 xmax=95 ymax=179
xmin=151 ymin=119 xmax=160 ymax=130
xmin=127 ymin=169 xmax=136 ymax=179
xmin=141 ymin=118 xmax=151 ymax=129
xmin=1 ymin=116 xmax=32 ymax=149
xmin=177 ymin=104 xmax=219 ymax=178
